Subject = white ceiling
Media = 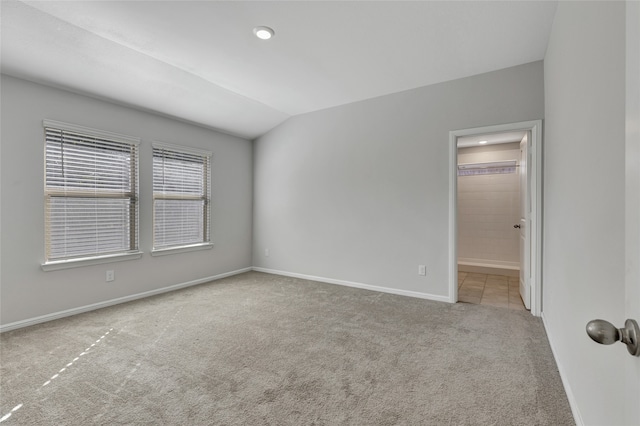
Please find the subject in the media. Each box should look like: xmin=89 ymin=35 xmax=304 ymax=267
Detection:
xmin=1 ymin=1 xmax=558 ymax=140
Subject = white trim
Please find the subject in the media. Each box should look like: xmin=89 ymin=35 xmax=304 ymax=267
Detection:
xmin=42 ymin=119 xmax=140 ymax=145
xmin=252 ymin=267 xmax=452 ymax=303
xmin=152 ymin=141 xmax=212 ymax=157
xmin=449 ymin=131 xmax=458 ymax=304
xmin=0 ymin=267 xmax=252 ymax=333
xmin=449 ymin=120 xmax=543 ymax=315
xmin=458 ymin=258 xmax=520 ymax=270
xmin=458 ymin=264 xmax=519 ymax=277
xmin=41 ymin=251 xmax=143 ymax=271
xmin=151 ymin=243 xmax=214 ymax=256
xmin=542 ymin=313 xmax=585 ymax=426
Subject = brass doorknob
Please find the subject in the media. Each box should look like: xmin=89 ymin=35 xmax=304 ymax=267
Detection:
xmin=586 ymin=319 xmax=640 ymax=356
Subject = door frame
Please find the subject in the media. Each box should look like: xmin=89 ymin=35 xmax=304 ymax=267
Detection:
xmin=448 ymin=120 xmax=543 ymax=316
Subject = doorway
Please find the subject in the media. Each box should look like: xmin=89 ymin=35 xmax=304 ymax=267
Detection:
xmin=448 ymin=120 xmax=542 ymax=316
xmin=456 ymin=133 xmax=526 ymax=310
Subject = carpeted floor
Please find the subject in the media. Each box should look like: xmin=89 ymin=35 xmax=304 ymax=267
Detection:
xmin=0 ymin=271 xmax=573 ymax=425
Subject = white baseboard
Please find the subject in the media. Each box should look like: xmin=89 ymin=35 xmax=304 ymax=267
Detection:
xmin=0 ymin=267 xmax=252 ymax=333
xmin=457 ymin=264 xmax=520 ymax=277
xmin=458 ymin=258 xmax=520 ymax=270
xmin=252 ymin=267 xmax=452 ymax=303
xmin=2 ymin=266 xmax=451 ymax=332
xmin=541 ymin=312 xmax=584 ymax=426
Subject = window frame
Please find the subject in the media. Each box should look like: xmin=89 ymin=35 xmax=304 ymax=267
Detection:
xmin=151 ymin=141 xmax=213 ymax=256
xmin=41 ymin=119 xmax=142 ymax=271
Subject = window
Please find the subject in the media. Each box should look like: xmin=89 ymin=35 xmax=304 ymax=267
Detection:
xmin=152 ymin=143 xmax=212 ymax=253
xmin=43 ymin=120 xmax=141 ymax=270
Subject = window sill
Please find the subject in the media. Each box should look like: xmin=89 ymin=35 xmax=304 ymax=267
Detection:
xmin=41 ymin=251 xmax=144 ymax=271
xmin=151 ymin=243 xmax=214 ymax=257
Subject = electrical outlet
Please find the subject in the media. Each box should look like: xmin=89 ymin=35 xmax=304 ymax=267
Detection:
xmin=265 ymin=248 xmax=270 ymax=257
xmin=418 ymin=265 xmax=426 ymax=276
xmin=106 ymin=270 xmax=115 ymax=282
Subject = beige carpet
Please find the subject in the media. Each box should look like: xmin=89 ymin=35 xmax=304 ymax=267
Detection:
xmin=0 ymin=271 xmax=573 ymax=425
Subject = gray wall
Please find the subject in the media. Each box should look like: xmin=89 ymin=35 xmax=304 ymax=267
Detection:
xmin=253 ymin=62 xmax=543 ymax=298
xmin=543 ymin=2 xmax=627 ymax=424
xmin=0 ymin=75 xmax=253 ymax=326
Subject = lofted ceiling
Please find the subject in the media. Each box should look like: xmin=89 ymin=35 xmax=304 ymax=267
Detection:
xmin=1 ymin=1 xmax=558 ymax=140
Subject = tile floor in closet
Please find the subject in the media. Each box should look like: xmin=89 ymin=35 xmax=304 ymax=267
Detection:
xmin=458 ymin=272 xmax=526 ymax=310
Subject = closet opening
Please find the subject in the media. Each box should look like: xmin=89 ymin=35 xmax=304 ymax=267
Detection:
xmin=456 ymin=132 xmax=527 ymax=310
xmin=448 ymin=120 xmax=542 ymax=316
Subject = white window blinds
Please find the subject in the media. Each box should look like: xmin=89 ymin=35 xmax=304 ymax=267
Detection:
xmin=44 ymin=120 xmax=140 ymax=263
xmin=152 ymin=143 xmax=211 ymax=251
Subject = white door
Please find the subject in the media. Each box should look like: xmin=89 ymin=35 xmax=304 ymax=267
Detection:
xmin=624 ymin=134 xmax=640 ymax=423
xmin=519 ymin=133 xmax=530 ymax=309
xmin=624 ymin=1 xmax=640 ymax=422
xmin=590 ymin=5 xmax=640 ymax=422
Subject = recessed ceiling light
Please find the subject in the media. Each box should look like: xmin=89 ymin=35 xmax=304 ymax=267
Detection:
xmin=478 ymin=140 xmax=488 ymax=144
xmin=253 ymin=26 xmax=274 ymax=40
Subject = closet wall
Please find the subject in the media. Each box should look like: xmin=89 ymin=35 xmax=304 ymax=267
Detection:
xmin=457 ymin=142 xmax=521 ymax=271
